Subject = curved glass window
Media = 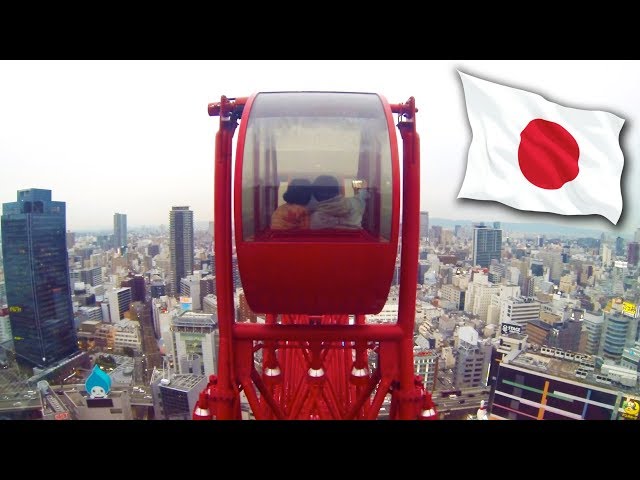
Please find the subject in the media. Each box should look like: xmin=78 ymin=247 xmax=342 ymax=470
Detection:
xmin=240 ymin=92 xmax=393 ymax=242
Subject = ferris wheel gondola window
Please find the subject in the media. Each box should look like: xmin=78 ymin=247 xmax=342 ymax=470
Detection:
xmin=238 ymin=92 xmax=394 ymax=243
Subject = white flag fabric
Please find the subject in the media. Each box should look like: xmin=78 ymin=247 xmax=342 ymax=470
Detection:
xmin=458 ymin=71 xmax=625 ymax=225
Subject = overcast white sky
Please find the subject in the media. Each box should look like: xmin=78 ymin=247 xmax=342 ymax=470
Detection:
xmin=0 ymin=60 xmax=638 ymax=234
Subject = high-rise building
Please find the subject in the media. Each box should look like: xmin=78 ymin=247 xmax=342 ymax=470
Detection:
xmin=525 ymin=319 xmax=552 ymax=346
xmin=530 ymin=259 xmax=544 ymax=277
xmin=0 ymin=280 xmax=6 ymax=305
xmin=499 ymin=297 xmax=541 ymax=331
xmin=417 ymin=261 xmax=429 ymax=285
xmin=150 ymin=369 xmax=208 ymax=420
xmin=80 ymin=266 xmax=103 ymax=287
xmin=121 ymin=273 xmax=145 ymax=303
xmin=440 ymin=284 xmax=465 ymax=311
xmin=180 ymin=274 xmax=202 ymax=311
xmin=413 ymin=346 xmax=438 ymax=393
xmin=199 ymin=275 xmax=215 ymax=307
xmin=615 ymin=236 xmax=625 ymax=256
xmin=1 ymin=188 xmax=79 ymax=368
xmin=419 ymin=211 xmax=429 ymax=239
xmin=583 ymin=312 xmax=604 ymax=355
xmin=113 ymin=213 xmax=127 ymax=251
xmin=169 ymin=206 xmax=194 ymax=297
xmin=601 ymin=243 xmax=612 ymax=267
xmin=548 ymin=320 xmax=583 ymax=352
xmin=465 ymin=272 xmax=501 ymax=322
xmin=231 ymin=255 xmax=241 ymax=291
xmin=150 ymin=276 xmax=167 ymax=299
xmin=472 ymin=224 xmax=502 ymax=268
xmin=66 ymin=230 xmax=75 ymax=249
xmin=627 ymin=242 xmax=640 ymax=267
xmin=106 ymin=287 xmax=133 ymax=323
xmin=453 ymin=326 xmax=492 ymax=388
xmin=635 ymin=228 xmax=640 ymax=244
xmin=599 ymin=311 xmax=640 ymax=362
xmin=621 ymin=341 xmax=640 ymax=372
xmin=202 ymin=294 xmax=217 ymax=315
xmin=431 ymin=225 xmax=442 ymax=245
xmin=170 ymin=311 xmax=218 ymax=377
xmin=0 ymin=306 xmax=13 ymax=343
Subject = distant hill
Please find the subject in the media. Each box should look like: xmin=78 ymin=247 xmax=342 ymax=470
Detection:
xmin=429 ymin=217 xmax=606 ymax=238
xmin=71 ymin=219 xmax=617 ymax=239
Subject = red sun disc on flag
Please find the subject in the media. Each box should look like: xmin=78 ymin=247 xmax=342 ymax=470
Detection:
xmin=518 ymin=119 xmax=580 ymax=189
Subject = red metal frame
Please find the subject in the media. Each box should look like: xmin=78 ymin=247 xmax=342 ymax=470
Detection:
xmin=194 ymin=94 xmax=436 ymax=420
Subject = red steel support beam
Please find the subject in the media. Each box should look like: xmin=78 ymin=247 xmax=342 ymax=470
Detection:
xmin=234 ymin=323 xmax=404 ymax=342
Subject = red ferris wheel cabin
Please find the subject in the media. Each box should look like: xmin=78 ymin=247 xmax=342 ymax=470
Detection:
xmin=234 ymin=92 xmax=401 ymax=315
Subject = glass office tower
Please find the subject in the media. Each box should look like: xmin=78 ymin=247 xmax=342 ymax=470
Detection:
xmin=169 ymin=206 xmax=194 ymax=297
xmin=472 ymin=224 xmax=503 ymax=268
xmin=1 ymin=189 xmax=78 ymax=368
xmin=113 ymin=212 xmax=127 ymax=252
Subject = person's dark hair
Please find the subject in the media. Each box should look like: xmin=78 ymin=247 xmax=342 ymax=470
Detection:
xmin=312 ymin=175 xmax=340 ymax=202
xmin=282 ymin=178 xmax=312 ymax=206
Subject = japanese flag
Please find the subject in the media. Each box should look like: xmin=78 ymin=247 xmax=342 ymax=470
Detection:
xmin=457 ymin=71 xmax=625 ymax=225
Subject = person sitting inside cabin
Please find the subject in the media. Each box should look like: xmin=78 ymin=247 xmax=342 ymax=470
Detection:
xmin=309 ymin=175 xmax=368 ymax=229
xmin=270 ymin=178 xmax=312 ymax=230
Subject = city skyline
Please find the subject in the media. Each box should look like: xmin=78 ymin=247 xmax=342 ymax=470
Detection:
xmin=2 ymin=183 xmax=640 ymax=420
xmin=1 ymin=60 xmax=639 ymax=234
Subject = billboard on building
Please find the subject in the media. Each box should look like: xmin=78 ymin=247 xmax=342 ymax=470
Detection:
xmin=500 ymin=322 xmax=523 ymax=335
xmin=180 ymin=296 xmax=193 ymax=311
xmin=622 ymin=301 xmax=638 ymax=318
xmin=620 ymin=397 xmax=640 ymax=420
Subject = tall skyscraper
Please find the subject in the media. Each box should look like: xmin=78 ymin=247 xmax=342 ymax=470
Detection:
xmin=431 ymin=225 xmax=442 ymax=245
xmin=169 ymin=206 xmax=194 ymax=297
xmin=472 ymin=224 xmax=502 ymax=268
xmin=419 ymin=211 xmax=429 ymax=239
xmin=627 ymin=241 xmax=639 ymax=267
xmin=113 ymin=213 xmax=127 ymax=251
xmin=1 ymin=189 xmax=78 ymax=368
xmin=66 ymin=230 xmax=75 ymax=249
xmin=615 ymin=236 xmax=625 ymax=256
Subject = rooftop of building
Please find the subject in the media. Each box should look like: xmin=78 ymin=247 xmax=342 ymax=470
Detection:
xmin=80 ymin=319 xmax=102 ymax=326
xmin=507 ymin=349 xmax=640 ymax=396
xmin=527 ymin=319 xmax=553 ymax=331
xmin=413 ymin=345 xmax=437 ymax=356
xmin=157 ymin=373 xmax=205 ymax=391
xmin=498 ymin=331 xmax=528 ymax=341
xmin=28 ymin=351 xmax=88 ymax=383
xmin=41 ymin=388 xmax=72 ymax=417
xmin=108 ymin=356 xmax=135 ymax=386
xmin=507 ymin=296 xmax=540 ymax=304
xmin=172 ymin=311 xmax=217 ymax=328
xmin=113 ymin=319 xmax=140 ymax=332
